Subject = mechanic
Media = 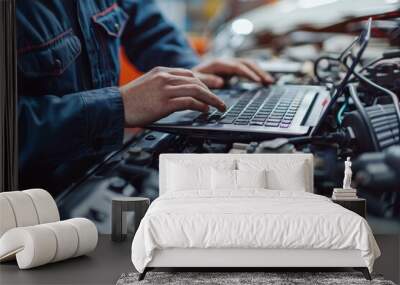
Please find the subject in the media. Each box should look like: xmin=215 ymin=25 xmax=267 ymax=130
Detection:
xmin=17 ymin=0 xmax=272 ymax=189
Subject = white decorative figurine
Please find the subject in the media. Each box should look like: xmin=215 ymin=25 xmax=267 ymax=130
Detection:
xmin=343 ymin=157 xmax=353 ymax=189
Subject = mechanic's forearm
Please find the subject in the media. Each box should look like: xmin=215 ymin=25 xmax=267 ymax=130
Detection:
xmin=18 ymin=87 xmax=124 ymax=173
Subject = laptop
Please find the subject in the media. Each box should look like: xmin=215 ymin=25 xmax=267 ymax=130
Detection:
xmin=149 ymin=19 xmax=372 ymax=142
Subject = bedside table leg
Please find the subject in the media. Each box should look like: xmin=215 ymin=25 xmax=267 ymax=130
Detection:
xmin=354 ymin=267 xmax=371 ymax=280
xmin=111 ymin=201 xmax=124 ymax=242
xmin=138 ymin=268 xmax=148 ymax=281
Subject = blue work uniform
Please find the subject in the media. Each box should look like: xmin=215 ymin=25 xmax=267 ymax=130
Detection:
xmin=17 ymin=0 xmax=199 ymax=191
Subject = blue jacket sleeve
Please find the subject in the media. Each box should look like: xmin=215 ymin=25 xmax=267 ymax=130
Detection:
xmin=18 ymin=87 xmax=125 ymax=175
xmin=120 ymin=0 xmax=200 ymax=71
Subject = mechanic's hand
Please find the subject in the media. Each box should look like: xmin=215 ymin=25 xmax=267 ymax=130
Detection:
xmin=120 ymin=66 xmax=226 ymax=127
xmin=192 ymin=58 xmax=274 ymax=88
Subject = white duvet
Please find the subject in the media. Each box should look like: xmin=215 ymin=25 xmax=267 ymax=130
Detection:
xmin=131 ymin=190 xmax=380 ymax=273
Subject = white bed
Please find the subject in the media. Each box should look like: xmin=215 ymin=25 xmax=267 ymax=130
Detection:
xmin=131 ymin=154 xmax=380 ymax=280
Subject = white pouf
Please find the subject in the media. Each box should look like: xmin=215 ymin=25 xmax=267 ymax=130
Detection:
xmin=0 ymin=189 xmax=98 ymax=269
xmin=0 ymin=218 xmax=98 ymax=269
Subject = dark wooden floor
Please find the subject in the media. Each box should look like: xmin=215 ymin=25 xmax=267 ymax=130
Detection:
xmin=1 ymin=235 xmax=398 ymax=284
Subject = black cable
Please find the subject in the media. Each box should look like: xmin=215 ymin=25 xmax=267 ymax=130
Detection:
xmin=347 ymin=84 xmax=380 ymax=150
xmin=350 ymin=64 xmax=400 ymax=126
xmin=288 ymin=131 xmax=349 ymax=145
xmin=314 ymin=46 xmax=400 ymax=86
xmin=310 ymin=49 xmax=366 ymax=137
xmin=314 ymin=55 xmax=342 ymax=84
xmin=357 ymin=71 xmax=400 ymax=124
xmin=358 ymin=49 xmax=400 ymax=73
xmin=358 ymin=57 xmax=384 ymax=73
xmin=313 ymin=37 xmax=362 ymax=85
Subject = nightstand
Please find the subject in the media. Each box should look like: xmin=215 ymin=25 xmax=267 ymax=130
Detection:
xmin=111 ymin=197 xmax=150 ymax=242
xmin=331 ymin=198 xmax=366 ymax=218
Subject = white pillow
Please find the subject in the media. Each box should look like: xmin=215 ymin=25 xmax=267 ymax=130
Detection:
xmin=267 ymin=164 xmax=307 ymax=191
xmin=211 ymin=168 xmax=236 ymax=190
xmin=166 ymin=160 xmax=236 ymax=192
xmin=238 ymin=159 xmax=308 ymax=191
xmin=167 ymin=162 xmax=210 ymax=191
xmin=211 ymin=169 xmax=267 ymax=191
xmin=236 ymin=169 xmax=267 ymax=189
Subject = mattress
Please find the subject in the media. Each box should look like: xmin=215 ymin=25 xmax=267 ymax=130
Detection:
xmin=131 ymin=190 xmax=380 ymax=273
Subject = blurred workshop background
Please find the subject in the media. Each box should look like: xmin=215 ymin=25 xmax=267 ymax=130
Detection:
xmin=120 ymin=0 xmax=272 ymax=84
xmin=120 ymin=0 xmax=399 ymax=85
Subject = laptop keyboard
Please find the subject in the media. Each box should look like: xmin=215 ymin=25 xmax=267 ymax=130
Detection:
xmin=196 ymin=87 xmax=307 ymax=128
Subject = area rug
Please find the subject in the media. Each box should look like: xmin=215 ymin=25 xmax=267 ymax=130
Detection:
xmin=116 ymin=271 xmax=396 ymax=285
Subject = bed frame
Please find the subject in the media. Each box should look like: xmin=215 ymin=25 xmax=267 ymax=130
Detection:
xmin=138 ymin=154 xmax=372 ymax=281
xmin=139 ymin=248 xmax=371 ymax=280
